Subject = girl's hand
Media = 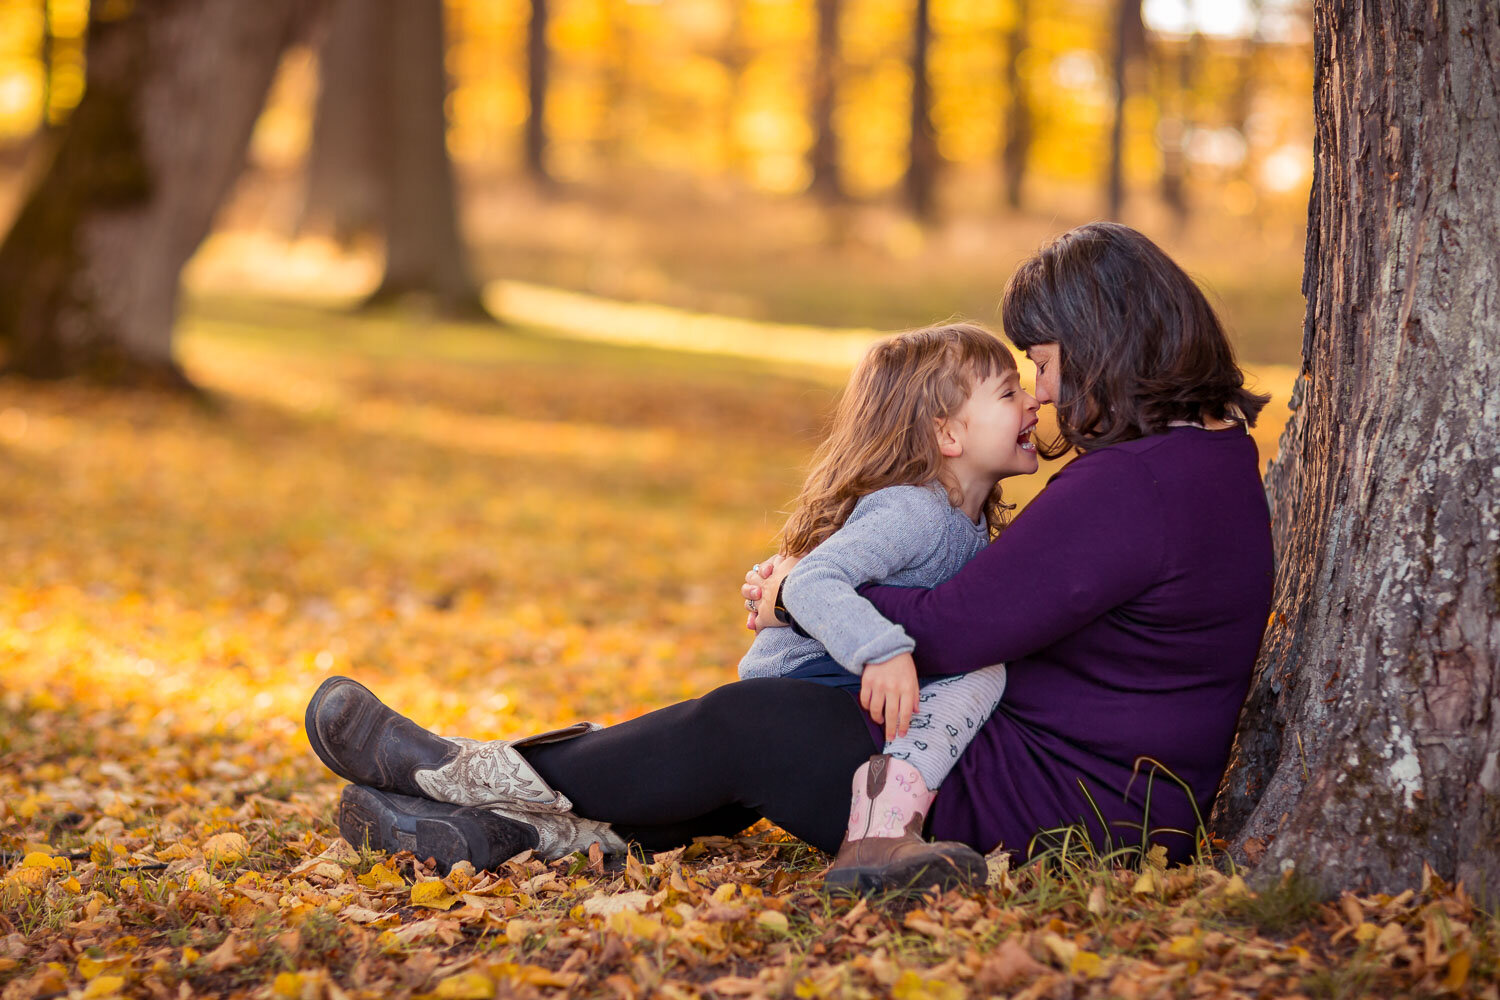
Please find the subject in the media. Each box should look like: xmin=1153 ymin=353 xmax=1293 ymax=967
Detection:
xmin=753 ymin=554 xmax=801 ymax=630
xmin=860 ymin=652 xmax=919 ymax=741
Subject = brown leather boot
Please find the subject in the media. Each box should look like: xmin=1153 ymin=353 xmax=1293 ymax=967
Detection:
xmin=823 ymin=755 xmax=987 ymax=895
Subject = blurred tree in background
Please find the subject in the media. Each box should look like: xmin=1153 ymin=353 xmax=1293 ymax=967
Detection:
xmin=0 ymin=0 xmax=322 ymax=385
xmin=0 ymin=0 xmax=1315 ymax=384
xmin=303 ymin=0 xmax=486 ymax=317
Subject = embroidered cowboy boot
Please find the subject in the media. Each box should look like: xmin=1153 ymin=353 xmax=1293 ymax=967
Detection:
xmin=339 ymin=784 xmax=628 ymax=872
xmin=823 ymin=755 xmax=987 ymax=894
xmin=306 ymin=675 xmax=596 ymax=811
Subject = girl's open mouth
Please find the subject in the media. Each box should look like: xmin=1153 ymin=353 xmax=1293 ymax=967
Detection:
xmin=1018 ymin=423 xmax=1037 ymax=453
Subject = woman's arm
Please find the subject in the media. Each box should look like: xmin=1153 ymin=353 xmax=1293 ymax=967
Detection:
xmin=834 ymin=450 xmax=1167 ymax=676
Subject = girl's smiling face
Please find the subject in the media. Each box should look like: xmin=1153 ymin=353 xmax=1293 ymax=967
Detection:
xmin=945 ymin=370 xmax=1041 ymax=480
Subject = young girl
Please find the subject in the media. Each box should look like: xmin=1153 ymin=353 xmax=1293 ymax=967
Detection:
xmin=738 ymin=322 xmax=1039 ymax=890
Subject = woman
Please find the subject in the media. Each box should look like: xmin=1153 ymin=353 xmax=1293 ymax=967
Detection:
xmin=305 ymin=223 xmax=1273 ymax=891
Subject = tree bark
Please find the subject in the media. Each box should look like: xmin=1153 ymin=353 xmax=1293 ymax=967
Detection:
xmin=1214 ymin=0 xmax=1500 ymax=898
xmin=365 ymin=0 xmax=486 ymax=318
xmin=1105 ymin=0 xmax=1145 ymax=220
xmin=999 ymin=0 xmax=1032 ymax=211
xmin=300 ymin=0 xmax=385 ymax=243
xmin=0 ymin=0 xmax=322 ymax=386
xmin=903 ymin=0 xmax=937 ymax=221
xmin=524 ymin=0 xmax=550 ymax=187
xmin=808 ymin=0 xmax=843 ymax=203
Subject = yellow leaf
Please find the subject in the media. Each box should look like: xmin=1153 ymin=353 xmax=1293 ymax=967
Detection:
xmin=20 ymin=852 xmax=60 ymax=869
xmin=1222 ymin=875 xmax=1250 ymax=898
xmin=59 ymin=876 xmax=82 ymax=894
xmin=1086 ymin=884 xmax=1106 ymax=914
xmin=83 ymin=976 xmax=126 ymax=999
xmin=1131 ymin=869 xmax=1156 ymax=895
xmin=1444 ymin=948 xmax=1471 ymax=990
xmin=203 ymin=832 xmax=250 ymax=864
xmin=756 ymin=909 xmax=789 ymax=934
xmin=1353 ymin=922 xmax=1379 ymax=944
xmin=505 ymin=919 xmax=537 ymax=945
xmin=711 ymin=882 xmax=737 ymax=903
xmin=512 ymin=965 xmax=581 ymax=988
xmin=357 ymin=862 xmax=405 ymax=890
xmin=182 ymin=947 xmax=199 ymax=964
xmin=410 ymin=880 xmax=459 ymax=910
xmin=432 ymin=971 xmax=496 ymax=999
xmin=1070 ymin=950 xmax=1105 ymax=978
xmin=78 ymin=956 xmax=114 ymax=980
xmin=154 ymin=844 xmax=194 ymax=862
xmin=1165 ymin=935 xmax=1201 ymax=959
xmin=890 ymin=969 xmax=964 ymax=1000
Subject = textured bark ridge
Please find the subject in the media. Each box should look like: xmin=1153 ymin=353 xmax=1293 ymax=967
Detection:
xmin=1214 ymin=0 xmax=1500 ymax=897
xmin=0 ymin=0 xmax=323 ymax=384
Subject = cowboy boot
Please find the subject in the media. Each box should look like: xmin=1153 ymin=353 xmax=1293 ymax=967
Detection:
xmin=339 ymin=785 xmax=627 ymax=871
xmin=823 ymin=755 xmax=986 ymax=895
xmin=305 ymin=675 xmax=595 ymax=811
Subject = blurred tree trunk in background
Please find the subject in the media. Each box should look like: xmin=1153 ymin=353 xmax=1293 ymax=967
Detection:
xmin=1156 ymin=31 xmax=1199 ymax=230
xmin=365 ymin=0 xmax=487 ymax=318
xmin=524 ymin=0 xmax=550 ymax=188
xmin=1229 ymin=3 xmax=1265 ymax=214
xmin=904 ymin=0 xmax=937 ymax=221
xmin=37 ymin=0 xmax=55 ymax=136
xmin=1105 ymin=0 xmax=1145 ymax=219
xmin=717 ymin=4 xmax=747 ymax=179
xmin=0 ymin=0 xmax=322 ymax=386
xmin=808 ymin=0 xmax=843 ymax=202
xmin=1215 ymin=0 xmax=1500 ymax=898
xmin=999 ymin=0 xmax=1032 ymax=210
xmin=300 ymin=0 xmax=384 ymax=243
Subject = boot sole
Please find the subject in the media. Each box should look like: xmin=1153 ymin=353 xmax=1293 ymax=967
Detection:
xmin=339 ymin=785 xmax=482 ymax=874
xmin=824 ymin=850 xmax=988 ymax=896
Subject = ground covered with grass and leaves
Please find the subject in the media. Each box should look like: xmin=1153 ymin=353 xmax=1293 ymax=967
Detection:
xmin=1 ymin=301 xmax=1494 ymax=999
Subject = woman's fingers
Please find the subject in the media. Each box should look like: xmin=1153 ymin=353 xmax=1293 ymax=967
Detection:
xmin=741 ymin=582 xmax=761 ymax=601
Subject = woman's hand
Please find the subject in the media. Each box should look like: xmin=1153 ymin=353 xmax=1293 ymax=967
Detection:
xmin=742 ymin=555 xmax=779 ymax=631
xmin=744 ymin=555 xmax=802 ymax=630
xmin=860 ymin=652 xmax=919 ymax=741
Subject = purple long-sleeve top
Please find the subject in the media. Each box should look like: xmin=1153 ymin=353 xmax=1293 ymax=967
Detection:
xmin=848 ymin=425 xmax=1273 ymax=862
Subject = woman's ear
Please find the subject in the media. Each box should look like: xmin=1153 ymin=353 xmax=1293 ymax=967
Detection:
xmin=934 ymin=417 xmax=964 ymax=458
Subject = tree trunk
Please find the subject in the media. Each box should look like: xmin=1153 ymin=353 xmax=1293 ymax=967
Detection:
xmin=1105 ymin=0 xmax=1144 ymax=220
xmin=524 ymin=0 xmax=550 ymax=187
xmin=1214 ymin=0 xmax=1500 ymax=898
xmin=903 ymin=0 xmax=937 ymax=222
xmin=300 ymin=0 xmax=385 ymax=243
xmin=999 ymin=0 xmax=1032 ymax=211
xmin=38 ymin=0 xmax=55 ymax=135
xmin=1156 ymin=31 xmax=1198 ymax=230
xmin=0 ymin=0 xmax=322 ymax=386
xmin=365 ymin=0 xmax=486 ymax=318
xmin=808 ymin=0 xmax=842 ymax=203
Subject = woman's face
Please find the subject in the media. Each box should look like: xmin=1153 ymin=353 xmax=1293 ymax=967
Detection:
xmin=1025 ymin=343 xmax=1060 ymax=406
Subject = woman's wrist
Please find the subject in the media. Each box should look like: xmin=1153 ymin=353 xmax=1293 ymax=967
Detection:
xmin=774 ymin=583 xmax=810 ymax=638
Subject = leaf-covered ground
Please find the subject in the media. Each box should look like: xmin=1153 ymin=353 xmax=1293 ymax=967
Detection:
xmin=2 ymin=302 xmax=1494 ymax=999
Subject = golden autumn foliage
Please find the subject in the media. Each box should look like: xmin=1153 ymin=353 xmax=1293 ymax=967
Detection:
xmin=2 ymin=303 xmax=1496 ymax=998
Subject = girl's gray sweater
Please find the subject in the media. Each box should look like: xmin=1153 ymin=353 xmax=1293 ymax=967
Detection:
xmin=738 ymin=484 xmax=989 ymax=680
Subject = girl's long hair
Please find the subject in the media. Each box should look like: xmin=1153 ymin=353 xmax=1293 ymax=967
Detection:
xmin=780 ymin=323 xmax=1018 ymax=557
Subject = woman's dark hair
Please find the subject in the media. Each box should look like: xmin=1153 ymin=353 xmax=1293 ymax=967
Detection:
xmin=1001 ymin=222 xmax=1270 ymax=458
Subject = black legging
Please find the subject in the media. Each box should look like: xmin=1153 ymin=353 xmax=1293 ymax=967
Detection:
xmin=518 ymin=678 xmax=879 ymax=853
